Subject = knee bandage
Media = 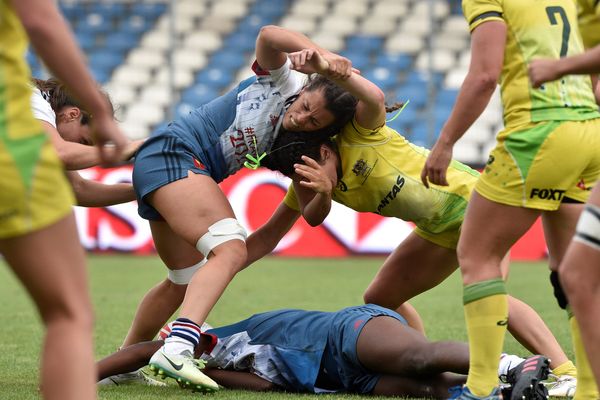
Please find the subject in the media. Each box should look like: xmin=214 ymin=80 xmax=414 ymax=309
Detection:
xmin=573 ymin=203 xmax=600 ymax=251
xmin=196 ymin=218 xmax=247 ymax=257
xmin=550 ymin=270 xmax=568 ymax=310
xmin=168 ymin=259 xmax=207 ymax=285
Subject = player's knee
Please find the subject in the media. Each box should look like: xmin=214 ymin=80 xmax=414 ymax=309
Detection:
xmin=550 ymin=270 xmax=569 ymax=310
xmin=42 ymin=295 xmax=95 ymax=332
xmin=209 ymin=239 xmax=248 ymax=275
xmin=196 ymin=218 xmax=247 ymax=264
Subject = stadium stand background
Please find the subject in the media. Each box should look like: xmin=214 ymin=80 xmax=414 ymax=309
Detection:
xmin=28 ymin=0 xmax=505 ymax=168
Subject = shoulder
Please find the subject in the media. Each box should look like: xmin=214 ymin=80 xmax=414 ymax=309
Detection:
xmin=463 ymin=0 xmax=504 ymax=32
xmin=30 ymin=87 xmax=56 ymax=127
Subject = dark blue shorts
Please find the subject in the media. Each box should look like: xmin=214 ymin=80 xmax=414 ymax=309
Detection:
xmin=132 ymin=134 xmax=215 ymax=220
xmin=317 ymin=304 xmax=407 ymax=394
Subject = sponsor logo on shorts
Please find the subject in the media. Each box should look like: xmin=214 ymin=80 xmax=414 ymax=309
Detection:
xmin=376 ymin=175 xmax=406 ymax=214
xmin=530 ymin=188 xmax=565 ymax=201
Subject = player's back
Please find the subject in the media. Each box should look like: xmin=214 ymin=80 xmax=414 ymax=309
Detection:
xmin=463 ymin=0 xmax=599 ymax=127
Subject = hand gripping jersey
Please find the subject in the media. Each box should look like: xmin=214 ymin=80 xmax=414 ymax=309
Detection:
xmin=285 ymin=120 xmax=480 ymax=247
xmin=463 ymin=0 xmax=600 ymax=128
xmin=162 ymin=59 xmax=307 ymax=183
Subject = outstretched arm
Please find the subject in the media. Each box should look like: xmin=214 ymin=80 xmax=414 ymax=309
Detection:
xmin=529 ymin=45 xmax=600 ymax=88
xmin=67 ymin=171 xmax=135 ymax=207
xmin=97 ymin=341 xmax=162 ymax=381
xmin=244 ymin=202 xmax=301 ymax=266
xmin=202 ymin=370 xmax=278 ymax=391
xmin=421 ymin=21 xmax=505 ymax=187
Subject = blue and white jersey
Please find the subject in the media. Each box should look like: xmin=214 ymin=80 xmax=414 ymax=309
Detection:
xmin=200 ymin=305 xmax=406 ymax=393
xmin=165 ymin=59 xmax=307 ymax=182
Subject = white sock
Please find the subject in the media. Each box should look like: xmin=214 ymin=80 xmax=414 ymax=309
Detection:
xmin=499 ymin=353 xmax=525 ymax=377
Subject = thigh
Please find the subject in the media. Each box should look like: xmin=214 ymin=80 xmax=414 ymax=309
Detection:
xmin=148 ymin=171 xmax=237 ymax=252
xmin=357 ymin=315 xmax=429 ymax=374
xmin=365 ymin=232 xmax=458 ymax=307
xmin=457 ymin=191 xmax=540 ymax=284
xmin=543 ymin=202 xmax=584 ymax=270
xmin=0 ymin=213 xmax=91 ymax=320
xmin=150 ymin=220 xmax=205 ymax=269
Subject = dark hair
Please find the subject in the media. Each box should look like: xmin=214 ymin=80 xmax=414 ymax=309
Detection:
xmin=265 ymin=84 xmax=403 ymax=176
xmin=32 ymin=78 xmax=114 ymax=124
xmin=302 ymin=74 xmax=358 ymax=137
xmin=264 ymin=130 xmax=334 ymax=176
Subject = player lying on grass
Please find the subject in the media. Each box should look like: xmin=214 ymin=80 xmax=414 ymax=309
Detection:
xmin=97 ymin=304 xmax=549 ymax=398
xmin=259 ymin=50 xmax=577 ymax=398
xmin=30 ymin=77 xmax=140 ymax=207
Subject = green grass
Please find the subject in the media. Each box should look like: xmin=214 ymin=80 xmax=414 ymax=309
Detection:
xmin=0 ymin=255 xmax=573 ymax=399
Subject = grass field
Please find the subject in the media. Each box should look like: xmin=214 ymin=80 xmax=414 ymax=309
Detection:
xmin=0 ymin=255 xmax=573 ymax=399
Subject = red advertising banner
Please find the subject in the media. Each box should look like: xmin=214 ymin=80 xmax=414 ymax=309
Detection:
xmin=78 ymin=166 xmax=547 ymax=260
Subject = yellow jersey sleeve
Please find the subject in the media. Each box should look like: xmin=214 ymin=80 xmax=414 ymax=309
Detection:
xmin=283 ymin=184 xmax=301 ymax=211
xmin=577 ymin=0 xmax=600 ymax=48
xmin=462 ymin=0 xmax=504 ymax=32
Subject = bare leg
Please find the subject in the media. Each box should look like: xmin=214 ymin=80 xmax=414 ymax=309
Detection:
xmin=357 ymin=316 xmax=470 ymax=376
xmin=559 ymin=187 xmax=600 ymax=388
xmin=121 ymin=221 xmax=202 ymax=347
xmin=0 ymin=214 xmax=95 ymax=400
xmin=149 ymin=173 xmax=247 ymax=326
xmin=396 ymin=302 xmax=426 ymax=336
xmin=364 ymin=232 xmax=458 ymax=308
xmin=97 ymin=341 xmax=162 ymax=381
xmin=457 ymin=192 xmax=540 ymax=396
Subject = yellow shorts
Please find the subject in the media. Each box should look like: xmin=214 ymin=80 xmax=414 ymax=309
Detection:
xmin=0 ymin=134 xmax=74 ymax=239
xmin=476 ymin=119 xmax=600 ymax=211
xmin=414 ymin=226 xmax=460 ymax=250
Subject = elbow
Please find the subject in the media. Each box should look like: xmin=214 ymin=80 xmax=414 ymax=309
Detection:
xmin=304 ymin=215 xmax=325 ymax=227
xmin=473 ymin=72 xmax=499 ymax=92
xmin=257 ymin=25 xmax=279 ymax=44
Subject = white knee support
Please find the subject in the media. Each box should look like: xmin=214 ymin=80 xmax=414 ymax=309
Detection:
xmin=574 ymin=204 xmax=600 ymax=251
xmin=167 ymin=258 xmax=207 ymax=285
xmin=195 ymin=218 xmax=247 ymax=257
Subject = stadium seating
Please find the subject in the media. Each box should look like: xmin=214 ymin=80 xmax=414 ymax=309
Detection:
xmin=30 ymin=0 xmax=501 ymax=166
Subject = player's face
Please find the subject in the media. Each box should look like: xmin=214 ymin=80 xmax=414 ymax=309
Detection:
xmin=56 ymin=107 xmax=94 ymax=145
xmin=282 ymin=88 xmax=335 ymax=132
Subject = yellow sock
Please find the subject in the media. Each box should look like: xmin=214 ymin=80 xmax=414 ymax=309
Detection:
xmin=571 ymin=316 xmax=599 ymax=400
xmin=464 ymin=279 xmax=508 ymax=397
xmin=552 ymin=360 xmax=577 ymax=378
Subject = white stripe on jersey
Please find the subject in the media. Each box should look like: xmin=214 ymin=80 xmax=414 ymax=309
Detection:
xmin=201 ymin=331 xmax=290 ymax=388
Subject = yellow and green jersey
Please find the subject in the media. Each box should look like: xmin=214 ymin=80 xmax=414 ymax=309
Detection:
xmin=284 ymin=120 xmax=480 ymax=238
xmin=577 ymin=0 xmax=600 ymax=48
xmin=0 ymin=1 xmax=74 ymax=238
xmin=463 ymin=0 xmax=600 ymax=127
xmin=0 ymin=0 xmax=44 ymax=141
